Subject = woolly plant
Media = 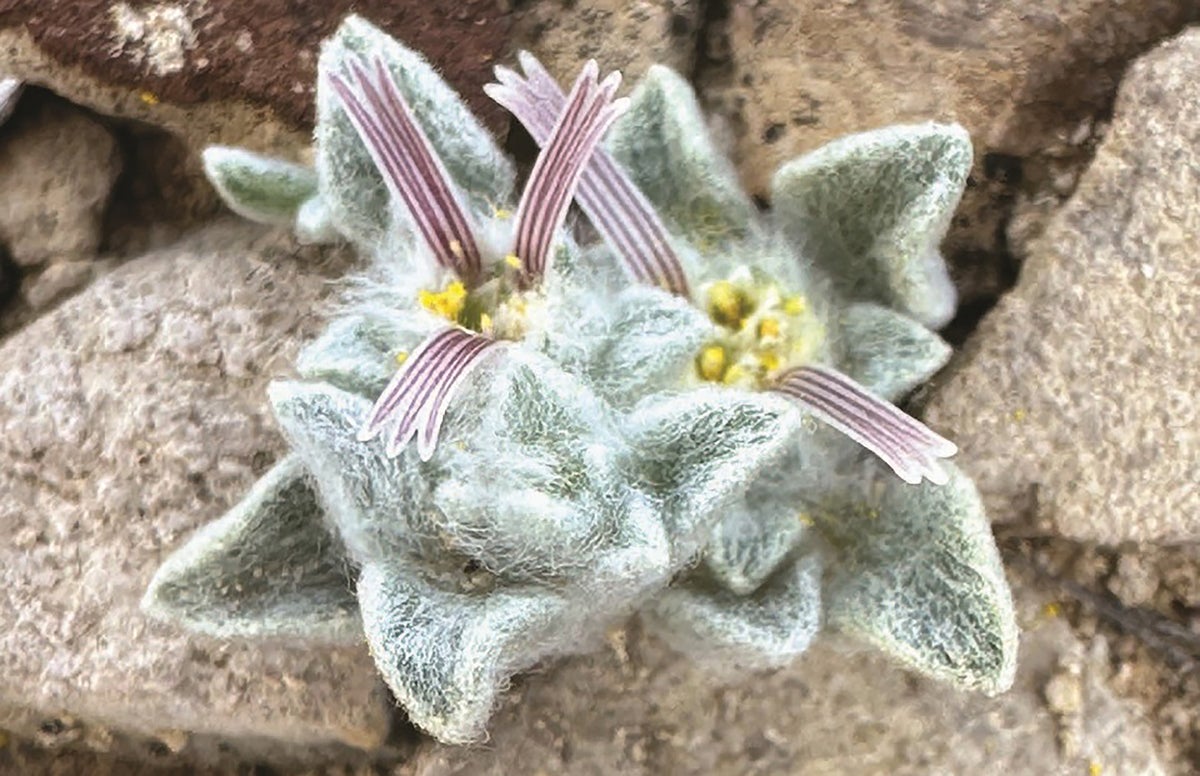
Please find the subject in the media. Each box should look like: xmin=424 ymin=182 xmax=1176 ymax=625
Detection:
xmin=144 ymin=14 xmax=1017 ymax=745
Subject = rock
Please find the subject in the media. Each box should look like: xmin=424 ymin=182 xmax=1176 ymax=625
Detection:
xmin=0 ymin=93 xmax=121 ymax=266
xmin=700 ymin=1 xmax=1196 ymax=276
xmin=925 ymin=30 xmax=1200 ymax=545
xmin=704 ymin=0 xmax=1194 ymax=194
xmin=0 ymin=1 xmax=512 ymax=161
xmin=21 ymin=261 xmax=108 ymax=311
xmin=0 ymin=220 xmax=393 ymax=763
xmin=513 ymin=0 xmax=702 ymax=85
xmin=411 ymin=575 xmax=1165 ymax=775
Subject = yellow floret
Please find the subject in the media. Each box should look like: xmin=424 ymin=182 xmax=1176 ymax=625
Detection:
xmin=784 ymin=295 xmax=807 ymax=316
xmin=757 ymin=317 xmax=782 ymax=342
xmin=696 ymin=345 xmax=728 ymax=382
xmin=418 ymin=280 xmax=468 ymax=322
xmin=395 ymin=350 xmax=409 ymax=366
xmin=707 ymin=281 xmax=749 ymax=329
xmin=755 ymin=350 xmax=782 ymax=373
xmin=493 ymin=207 xmax=513 ymax=220
xmin=504 ymin=254 xmax=522 ymax=269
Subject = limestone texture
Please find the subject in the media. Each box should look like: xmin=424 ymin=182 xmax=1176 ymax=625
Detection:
xmin=926 ymin=29 xmax=1200 ymax=545
xmin=0 ymin=220 xmax=391 ymax=759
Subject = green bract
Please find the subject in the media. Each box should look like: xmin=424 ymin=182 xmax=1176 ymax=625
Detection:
xmin=146 ymin=14 xmax=1017 ymax=745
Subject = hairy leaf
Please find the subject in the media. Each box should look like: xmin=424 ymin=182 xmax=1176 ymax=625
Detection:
xmin=818 ymin=462 xmax=1018 ymax=694
xmin=647 ymin=551 xmax=823 ymax=669
xmin=142 ymin=456 xmax=359 ymax=643
xmin=772 ymin=123 xmax=971 ymax=328
xmin=202 ymin=147 xmax=318 ymax=226
xmin=358 ymin=560 xmax=567 ymax=744
xmin=836 ymin=302 xmax=952 ymax=401
xmin=608 ymin=66 xmax=757 ymax=256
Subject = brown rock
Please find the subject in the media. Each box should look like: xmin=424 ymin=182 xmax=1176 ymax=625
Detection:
xmin=704 ymin=0 xmax=1195 ymax=194
xmin=0 ymin=1 xmax=511 ymax=138
xmin=412 ymin=577 xmax=1164 ymax=775
xmin=925 ymin=29 xmax=1200 ymax=545
xmin=0 ymin=92 xmax=121 ymax=266
xmin=0 ymin=220 xmax=391 ymax=761
xmin=513 ymin=0 xmax=702 ymax=87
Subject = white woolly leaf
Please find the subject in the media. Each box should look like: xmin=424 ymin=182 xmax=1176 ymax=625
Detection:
xmin=704 ymin=500 xmax=808 ymax=596
xmin=294 ymin=194 xmax=340 ymax=244
xmin=357 ymin=560 xmax=568 ymax=744
xmin=543 ymin=284 xmax=712 ymax=409
xmin=607 ymin=65 xmax=757 ymax=253
xmin=315 ymin=14 xmax=514 ymax=246
xmin=202 ymin=146 xmax=318 ymax=226
xmin=141 ymin=456 xmax=360 ymax=644
xmin=624 ymin=389 xmax=797 ymax=561
xmin=268 ymin=380 xmax=442 ymax=565
xmin=295 ymin=313 xmax=414 ymax=399
xmin=647 ymin=551 xmax=823 ymax=670
xmin=772 ymin=122 xmax=971 ymax=328
xmin=836 ymin=302 xmax=952 ymax=401
xmin=819 ymin=462 xmax=1018 ymax=694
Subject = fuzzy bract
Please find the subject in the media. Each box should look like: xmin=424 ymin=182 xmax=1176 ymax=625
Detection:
xmin=148 ymin=14 xmax=1017 ymax=746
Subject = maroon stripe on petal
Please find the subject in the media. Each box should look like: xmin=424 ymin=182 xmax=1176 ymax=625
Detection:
xmin=772 ymin=365 xmax=955 ymax=485
xmin=414 ymin=338 xmax=504 ymax=461
xmin=357 ymin=328 xmax=498 ymax=460
xmin=331 ymin=57 xmax=482 ymax=281
xmin=488 ymin=55 xmax=689 ymax=295
xmin=510 ymin=61 xmax=628 ymax=281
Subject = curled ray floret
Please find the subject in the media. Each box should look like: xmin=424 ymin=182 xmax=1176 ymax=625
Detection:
xmin=333 ymin=53 xmax=628 ymax=460
xmin=147 ymin=13 xmax=1016 ymax=746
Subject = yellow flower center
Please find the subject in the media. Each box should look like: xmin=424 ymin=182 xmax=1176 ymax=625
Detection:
xmin=693 ymin=271 xmax=826 ymax=388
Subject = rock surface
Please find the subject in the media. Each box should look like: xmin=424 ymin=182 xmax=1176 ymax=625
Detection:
xmin=702 ymin=0 xmax=1196 ymax=196
xmin=925 ymin=29 xmax=1200 ymax=545
xmin=0 ymin=92 xmax=121 ymax=266
xmin=412 ymin=575 xmax=1163 ymax=775
xmin=513 ymin=0 xmax=702 ymax=87
xmin=0 ymin=1 xmax=511 ymax=139
xmin=0 ymin=220 xmax=392 ymax=761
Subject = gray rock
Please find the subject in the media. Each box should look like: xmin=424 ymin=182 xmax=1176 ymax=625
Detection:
xmin=0 ymin=220 xmax=391 ymax=760
xmin=412 ymin=576 xmax=1164 ymax=775
xmin=0 ymin=95 xmax=122 ymax=266
xmin=925 ymin=29 xmax=1200 ymax=545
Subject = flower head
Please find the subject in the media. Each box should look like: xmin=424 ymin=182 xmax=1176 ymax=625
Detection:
xmin=331 ymin=54 xmax=628 ymax=460
xmin=490 ymin=59 xmax=954 ymax=485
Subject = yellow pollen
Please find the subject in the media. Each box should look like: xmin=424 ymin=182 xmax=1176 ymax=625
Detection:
xmin=493 ymin=207 xmax=512 ymax=220
xmin=479 ymin=312 xmax=493 ymax=334
xmin=707 ymin=281 xmax=749 ymax=329
xmin=797 ymin=511 xmax=814 ymax=526
xmin=1089 ymin=763 xmax=1103 ymax=776
xmin=419 ymin=280 xmax=468 ymax=322
xmin=696 ymin=345 xmax=728 ymax=382
xmin=1012 ymin=408 xmax=1027 ymax=422
xmin=784 ymin=295 xmax=807 ymax=316
xmin=723 ymin=364 xmax=746 ymax=385
xmin=756 ymin=351 xmax=782 ymax=373
xmin=139 ymin=90 xmax=160 ymax=105
xmin=394 ymin=350 xmax=409 ymax=366
xmin=757 ymin=317 xmax=782 ymax=341
xmin=1042 ymin=601 xmax=1062 ymax=619
xmin=504 ymin=254 xmax=522 ymax=269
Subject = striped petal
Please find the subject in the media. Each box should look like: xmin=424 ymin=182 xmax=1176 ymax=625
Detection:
xmin=772 ymin=365 xmax=956 ymax=485
xmin=507 ymin=60 xmax=628 ymax=281
xmin=331 ymin=56 xmax=483 ymax=281
xmin=358 ymin=327 xmax=503 ymax=461
xmin=487 ymin=54 xmax=689 ymax=295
